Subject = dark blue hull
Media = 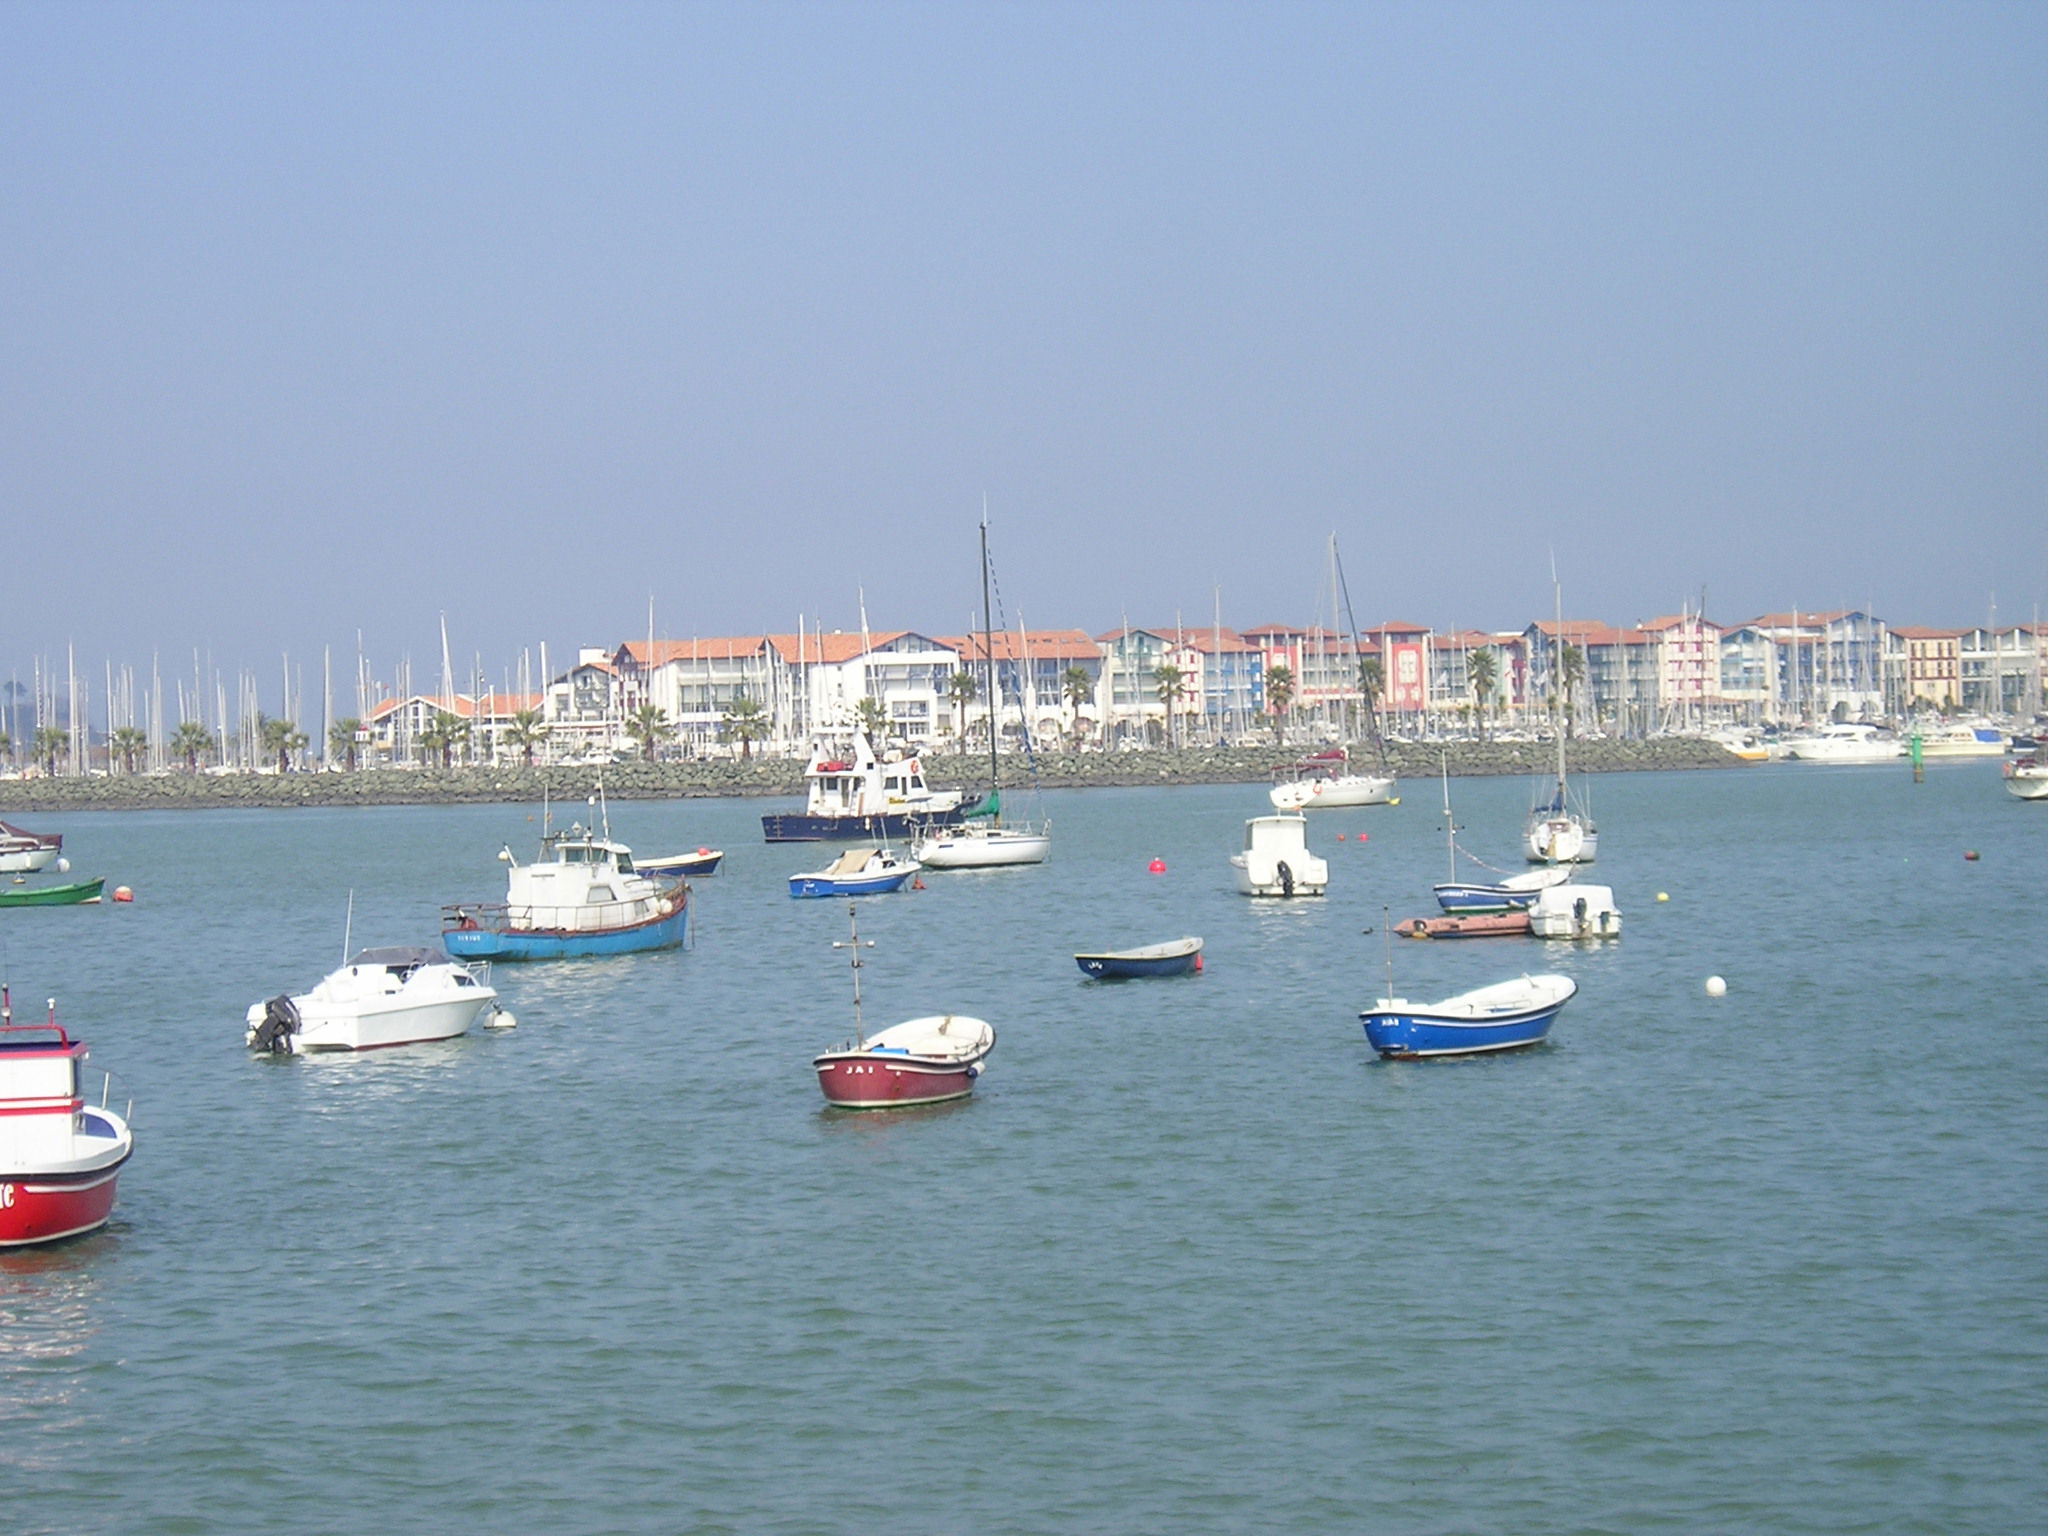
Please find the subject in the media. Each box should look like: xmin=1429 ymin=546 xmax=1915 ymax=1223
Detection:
xmin=762 ymin=809 xmax=965 ymax=843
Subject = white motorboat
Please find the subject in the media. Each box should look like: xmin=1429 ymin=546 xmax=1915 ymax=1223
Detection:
xmin=1784 ymin=724 xmax=1902 ymax=763
xmin=247 ymin=946 xmax=507 ymax=1054
xmin=2003 ymin=755 xmax=2048 ymax=801
xmin=1914 ymin=723 xmax=2008 ymax=758
xmin=761 ymin=731 xmax=968 ymax=842
xmin=1230 ymin=813 xmax=1329 ymax=897
xmin=0 ymin=820 xmax=63 ymax=874
xmin=1528 ymin=883 xmax=1623 ymax=939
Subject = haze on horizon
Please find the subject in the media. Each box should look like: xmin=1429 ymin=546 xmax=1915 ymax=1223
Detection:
xmin=4 ymin=1 xmax=2044 ymax=706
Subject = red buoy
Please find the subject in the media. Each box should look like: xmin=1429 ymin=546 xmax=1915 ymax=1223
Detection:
xmin=1147 ymin=857 xmax=1166 ymax=874
xmin=112 ymin=886 xmax=134 ymax=903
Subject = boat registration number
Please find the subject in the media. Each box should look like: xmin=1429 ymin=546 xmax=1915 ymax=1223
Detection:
xmin=0 ymin=1184 xmax=13 ymax=1208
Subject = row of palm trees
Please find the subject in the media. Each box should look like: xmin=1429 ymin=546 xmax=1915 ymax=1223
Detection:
xmin=2 ymin=643 xmax=1588 ymax=776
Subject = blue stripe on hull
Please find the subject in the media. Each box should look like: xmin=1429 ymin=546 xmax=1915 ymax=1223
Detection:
xmin=1076 ymin=955 xmax=1198 ymax=978
xmin=762 ymin=810 xmax=963 ymax=843
xmin=1433 ymin=883 xmax=1542 ymax=914
xmin=788 ymin=875 xmax=915 ymax=898
xmin=442 ymin=907 xmax=687 ymax=961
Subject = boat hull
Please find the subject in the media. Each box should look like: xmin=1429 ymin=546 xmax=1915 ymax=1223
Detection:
xmin=0 ymin=847 xmax=60 ymax=874
xmin=788 ymin=871 xmax=916 ymax=897
xmin=812 ymin=1052 xmax=982 ymax=1108
xmin=763 ymin=809 xmax=964 ymax=843
xmin=0 ymin=1123 xmax=131 ymax=1249
xmin=1360 ymin=976 xmax=1576 ymax=1059
xmin=639 ymin=851 xmax=723 ymax=876
xmin=442 ymin=903 xmax=686 ymax=960
xmin=252 ymin=995 xmax=497 ymax=1053
xmin=1395 ymin=911 xmax=1531 ymax=940
xmin=0 ymin=878 xmax=105 ymax=907
xmin=1524 ymin=817 xmax=1597 ymax=864
xmin=1432 ymin=874 xmax=1565 ymax=914
xmin=2004 ymin=763 xmax=2048 ymax=800
xmin=1269 ymin=775 xmax=1397 ymax=810
xmin=912 ymin=828 xmax=1050 ymax=868
xmin=1075 ymin=938 xmax=1203 ymax=978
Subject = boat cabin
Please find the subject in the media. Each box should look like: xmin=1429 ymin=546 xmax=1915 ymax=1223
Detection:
xmin=0 ymin=1024 xmax=88 ymax=1167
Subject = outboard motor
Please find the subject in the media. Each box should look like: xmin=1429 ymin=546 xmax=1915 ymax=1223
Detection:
xmin=1277 ymin=859 xmax=1295 ymax=897
xmin=250 ymin=994 xmax=301 ymax=1054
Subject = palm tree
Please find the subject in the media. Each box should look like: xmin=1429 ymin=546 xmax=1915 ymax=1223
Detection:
xmin=853 ymin=696 xmax=889 ymax=743
xmin=171 ymin=720 xmax=214 ymax=773
xmin=1262 ymin=663 xmax=1296 ymax=745
xmin=1356 ymin=655 xmax=1390 ymax=759
xmin=503 ymin=708 xmax=549 ymax=767
xmin=1558 ymin=642 xmax=1586 ymax=738
xmin=718 ymin=696 xmax=769 ymax=760
xmin=946 ymin=669 xmax=979 ymax=747
xmin=109 ymin=725 xmax=149 ymax=774
xmin=418 ymin=710 xmax=467 ymax=768
xmin=1153 ymin=664 xmax=1189 ymax=749
xmin=1467 ymin=647 xmax=1498 ymax=741
xmin=259 ymin=715 xmax=308 ymax=774
xmin=32 ymin=725 xmax=69 ymax=776
xmin=328 ymin=717 xmax=364 ymax=770
xmin=625 ymin=702 xmax=671 ymax=762
xmin=1060 ymin=665 xmax=1094 ymax=748
xmin=0 ymin=732 xmax=10 ymax=770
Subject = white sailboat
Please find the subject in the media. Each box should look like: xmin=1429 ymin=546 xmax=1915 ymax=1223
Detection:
xmin=913 ymin=517 xmax=1050 ymax=870
xmin=1525 ymin=582 xmax=1597 ymax=864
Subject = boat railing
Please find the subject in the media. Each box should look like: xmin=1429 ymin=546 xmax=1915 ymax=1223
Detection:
xmin=442 ymin=901 xmax=511 ymax=931
xmin=85 ymin=1064 xmax=134 ymax=1125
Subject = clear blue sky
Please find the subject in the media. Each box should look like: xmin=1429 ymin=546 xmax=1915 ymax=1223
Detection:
xmin=4 ymin=1 xmax=2043 ymax=706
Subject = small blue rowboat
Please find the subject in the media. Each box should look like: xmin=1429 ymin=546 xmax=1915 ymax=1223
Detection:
xmin=1359 ymin=973 xmax=1576 ymax=1059
xmin=1074 ymin=936 xmax=1203 ymax=979
xmin=639 ymin=848 xmax=724 ymax=877
xmin=788 ymin=847 xmax=920 ymax=899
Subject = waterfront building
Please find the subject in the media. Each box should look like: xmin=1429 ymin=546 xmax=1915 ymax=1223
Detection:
xmin=939 ymin=628 xmax=1106 ymax=748
xmin=1889 ymin=627 xmax=1962 ymax=712
xmin=1639 ymin=611 xmax=1724 ymax=731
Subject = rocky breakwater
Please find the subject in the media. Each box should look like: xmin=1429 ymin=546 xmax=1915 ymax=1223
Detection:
xmin=0 ymin=736 xmax=1744 ymax=815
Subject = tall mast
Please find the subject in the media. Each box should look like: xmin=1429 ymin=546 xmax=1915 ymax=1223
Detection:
xmin=980 ymin=512 xmax=998 ymax=795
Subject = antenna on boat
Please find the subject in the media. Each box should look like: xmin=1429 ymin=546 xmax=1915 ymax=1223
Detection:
xmin=342 ymin=890 xmax=354 ymax=965
xmin=1382 ymin=905 xmax=1395 ymax=1006
xmin=832 ymin=901 xmax=874 ymax=1048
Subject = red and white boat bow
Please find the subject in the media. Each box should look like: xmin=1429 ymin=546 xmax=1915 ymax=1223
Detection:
xmin=1 ymin=989 xmax=133 ymax=1248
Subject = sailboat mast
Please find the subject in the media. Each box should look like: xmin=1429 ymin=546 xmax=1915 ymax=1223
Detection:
xmin=980 ymin=514 xmax=998 ymax=795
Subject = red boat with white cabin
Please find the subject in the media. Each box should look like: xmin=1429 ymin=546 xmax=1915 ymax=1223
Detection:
xmin=1 ymin=987 xmax=134 ymax=1248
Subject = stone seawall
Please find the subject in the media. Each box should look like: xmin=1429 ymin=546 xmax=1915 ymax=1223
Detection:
xmin=0 ymin=738 xmax=1742 ymax=814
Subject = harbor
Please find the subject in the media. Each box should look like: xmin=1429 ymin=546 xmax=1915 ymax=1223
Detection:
xmin=3 ymin=757 xmax=2043 ymax=1533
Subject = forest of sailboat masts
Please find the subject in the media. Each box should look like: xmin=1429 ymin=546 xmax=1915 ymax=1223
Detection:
xmin=2 ymin=606 xmax=2043 ymax=776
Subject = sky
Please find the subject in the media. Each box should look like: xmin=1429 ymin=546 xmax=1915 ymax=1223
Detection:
xmin=4 ymin=0 xmax=2044 ymax=713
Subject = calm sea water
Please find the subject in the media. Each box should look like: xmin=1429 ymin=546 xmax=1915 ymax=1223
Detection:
xmin=3 ymin=761 xmax=2043 ymax=1535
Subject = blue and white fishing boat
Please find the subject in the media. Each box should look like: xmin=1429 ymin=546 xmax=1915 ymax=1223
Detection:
xmin=1074 ymin=936 xmax=1203 ymax=979
xmin=1359 ymin=973 xmax=1576 ymax=1059
xmin=762 ymin=731 xmax=969 ymax=842
xmin=441 ymin=804 xmax=688 ymax=960
xmin=788 ymin=846 xmax=920 ymax=899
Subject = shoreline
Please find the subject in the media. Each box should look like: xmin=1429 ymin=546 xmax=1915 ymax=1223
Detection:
xmin=0 ymin=738 xmax=1743 ymax=814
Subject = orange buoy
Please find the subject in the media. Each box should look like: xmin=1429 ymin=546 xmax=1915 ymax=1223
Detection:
xmin=1964 ymin=850 xmax=1980 ymax=861
xmin=112 ymin=886 xmax=134 ymax=903
xmin=1193 ymin=952 xmax=1204 ymax=972
xmin=1336 ymin=832 xmax=1346 ymax=841
xmin=1147 ymin=857 xmax=1166 ymax=874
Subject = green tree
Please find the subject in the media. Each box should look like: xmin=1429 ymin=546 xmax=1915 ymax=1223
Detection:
xmin=0 ymin=732 xmax=11 ymax=769
xmin=1558 ymin=643 xmax=1586 ymax=737
xmin=625 ymin=702 xmax=671 ymax=762
xmin=1357 ymin=654 xmax=1389 ymax=758
xmin=1153 ymin=664 xmax=1190 ymax=749
xmin=1467 ymin=648 xmax=1498 ymax=741
xmin=328 ymin=717 xmax=364 ymax=770
xmin=853 ymin=696 xmax=889 ymax=743
xmin=171 ymin=720 xmax=214 ymax=773
xmin=418 ymin=710 xmax=467 ymax=768
xmin=32 ymin=725 xmax=69 ymax=776
xmin=1263 ymin=663 xmax=1296 ymax=745
xmin=259 ymin=715 xmax=308 ymax=774
xmin=946 ymin=669 xmax=979 ymax=746
xmin=1060 ymin=665 xmax=1094 ymax=747
xmin=504 ymin=708 xmax=549 ymax=767
xmin=718 ymin=695 xmax=769 ymax=760
xmin=109 ymin=725 xmax=149 ymax=774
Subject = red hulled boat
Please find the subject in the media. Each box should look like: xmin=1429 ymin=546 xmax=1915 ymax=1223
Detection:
xmin=1 ymin=988 xmax=134 ymax=1248
xmin=811 ymin=904 xmax=995 ymax=1109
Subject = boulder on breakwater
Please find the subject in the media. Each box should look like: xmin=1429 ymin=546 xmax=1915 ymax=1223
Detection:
xmin=0 ymin=737 xmax=1745 ymax=814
